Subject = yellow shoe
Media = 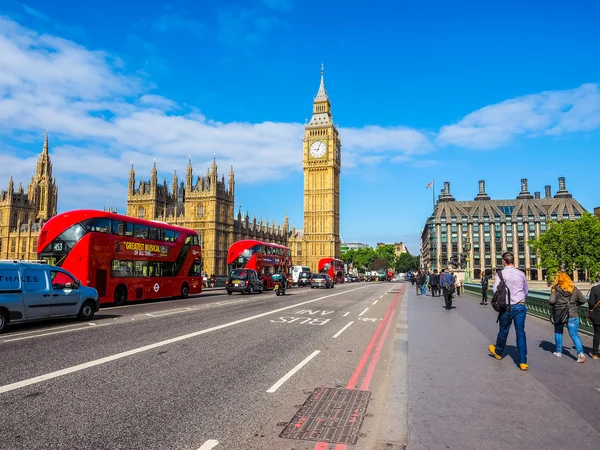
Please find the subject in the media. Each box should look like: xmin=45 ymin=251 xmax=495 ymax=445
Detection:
xmin=488 ymin=344 xmax=502 ymax=360
xmin=519 ymin=364 xmax=529 ymax=371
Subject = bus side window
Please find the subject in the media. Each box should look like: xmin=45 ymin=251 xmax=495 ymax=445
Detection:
xmin=123 ymin=222 xmax=134 ymax=236
xmin=148 ymin=227 xmax=160 ymax=241
xmin=163 ymin=230 xmax=175 ymax=242
xmin=185 ymin=235 xmax=192 ymax=245
xmin=84 ymin=218 xmax=111 ymax=233
xmin=111 ymin=221 xmax=123 ymax=235
xmin=192 ymin=235 xmax=200 ymax=246
xmin=134 ymin=225 xmax=148 ymax=239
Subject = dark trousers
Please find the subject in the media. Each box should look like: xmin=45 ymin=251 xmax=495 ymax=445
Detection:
xmin=481 ymin=286 xmax=488 ymax=303
xmin=416 ymin=283 xmax=422 ymax=295
xmin=593 ymin=322 xmax=600 ymax=354
xmin=442 ymin=287 xmax=453 ymax=309
xmin=431 ymin=284 xmax=439 ymax=297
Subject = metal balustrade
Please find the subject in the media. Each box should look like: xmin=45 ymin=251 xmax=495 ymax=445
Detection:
xmin=463 ymin=283 xmax=593 ymax=336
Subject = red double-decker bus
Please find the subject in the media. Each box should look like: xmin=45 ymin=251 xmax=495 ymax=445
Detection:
xmin=318 ymin=258 xmax=345 ymax=284
xmin=37 ymin=210 xmax=203 ymax=305
xmin=227 ymin=240 xmax=292 ymax=290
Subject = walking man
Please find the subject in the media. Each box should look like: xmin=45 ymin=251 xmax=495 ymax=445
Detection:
xmin=488 ymin=252 xmax=529 ymax=371
xmin=440 ymin=268 xmax=454 ymax=310
xmin=430 ymin=270 xmax=440 ymax=297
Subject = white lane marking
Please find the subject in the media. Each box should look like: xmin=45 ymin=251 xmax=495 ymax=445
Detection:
xmin=359 ymin=308 xmax=369 ymax=317
xmin=332 ymin=322 xmax=354 ymax=338
xmin=373 ymin=300 xmax=379 ymax=305
xmin=0 ymin=286 xmax=370 ymax=395
xmin=3 ymin=321 xmax=95 ymax=338
xmin=343 ymin=312 xmax=350 ymax=317
xmin=197 ymin=439 xmax=219 ymax=450
xmin=145 ymin=307 xmax=195 ymax=317
xmin=379 ymin=295 xmax=384 ymax=299
xmin=3 ymin=323 xmax=110 ymax=342
xmin=266 ymin=350 xmax=320 ymax=393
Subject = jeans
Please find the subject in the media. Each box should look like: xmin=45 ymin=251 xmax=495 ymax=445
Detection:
xmin=495 ymin=303 xmax=527 ymax=364
xmin=481 ymin=286 xmax=488 ymax=303
xmin=554 ymin=317 xmax=584 ymax=355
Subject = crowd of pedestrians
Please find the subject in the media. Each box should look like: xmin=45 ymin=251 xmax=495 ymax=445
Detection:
xmin=409 ymin=251 xmax=600 ymax=371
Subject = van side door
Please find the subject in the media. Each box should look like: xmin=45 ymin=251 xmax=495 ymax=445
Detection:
xmin=49 ymin=270 xmax=81 ymax=316
xmin=21 ymin=268 xmax=52 ymax=319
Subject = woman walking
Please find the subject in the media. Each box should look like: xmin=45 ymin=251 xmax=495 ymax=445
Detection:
xmin=480 ymin=269 xmax=491 ymax=305
xmin=588 ymin=272 xmax=600 ymax=360
xmin=549 ymin=272 xmax=587 ymax=362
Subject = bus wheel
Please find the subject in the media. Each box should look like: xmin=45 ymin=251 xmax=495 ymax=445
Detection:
xmin=78 ymin=300 xmax=96 ymax=320
xmin=181 ymin=282 xmax=190 ymax=298
xmin=114 ymin=285 xmax=127 ymax=306
xmin=0 ymin=309 xmax=8 ymax=333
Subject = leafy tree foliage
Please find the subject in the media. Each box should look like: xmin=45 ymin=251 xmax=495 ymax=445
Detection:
xmin=370 ymin=258 xmax=388 ymax=271
xmin=395 ymin=252 xmax=420 ymax=272
xmin=529 ymin=212 xmax=600 ymax=279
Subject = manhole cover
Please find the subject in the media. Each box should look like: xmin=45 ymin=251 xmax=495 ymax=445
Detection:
xmin=279 ymin=387 xmax=371 ymax=444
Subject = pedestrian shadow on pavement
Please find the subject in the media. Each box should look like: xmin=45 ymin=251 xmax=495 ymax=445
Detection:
xmin=488 ymin=345 xmax=521 ymax=366
xmin=539 ymin=340 xmax=578 ymax=360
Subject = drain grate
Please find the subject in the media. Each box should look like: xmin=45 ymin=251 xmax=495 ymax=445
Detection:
xmin=279 ymin=387 xmax=371 ymax=444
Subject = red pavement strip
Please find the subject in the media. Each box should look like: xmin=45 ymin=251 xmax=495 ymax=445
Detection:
xmin=313 ymin=285 xmax=405 ymax=450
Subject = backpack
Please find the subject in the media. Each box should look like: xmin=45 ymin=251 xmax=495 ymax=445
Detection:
xmin=491 ymin=271 xmax=511 ymax=318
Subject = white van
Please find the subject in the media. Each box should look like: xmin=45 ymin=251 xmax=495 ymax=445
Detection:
xmin=292 ymin=266 xmax=311 ymax=285
xmin=0 ymin=260 xmax=99 ymax=333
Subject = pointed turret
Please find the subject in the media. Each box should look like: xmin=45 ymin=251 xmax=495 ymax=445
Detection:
xmin=151 ymin=160 xmax=158 ymax=188
xmin=8 ymin=176 xmax=14 ymax=193
xmin=186 ymin=157 xmax=193 ymax=190
xmin=42 ymin=129 xmax=49 ymax=156
xmin=128 ymin=163 xmax=136 ymax=193
xmin=228 ymin=165 xmax=235 ymax=196
xmin=283 ymin=212 xmax=289 ymax=232
xmin=308 ymin=64 xmax=332 ymax=127
xmin=172 ymin=170 xmax=178 ymax=197
xmin=36 ymin=130 xmax=53 ymax=178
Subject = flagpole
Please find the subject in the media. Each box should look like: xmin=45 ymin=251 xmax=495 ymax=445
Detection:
xmin=432 ymin=180 xmax=435 ymax=211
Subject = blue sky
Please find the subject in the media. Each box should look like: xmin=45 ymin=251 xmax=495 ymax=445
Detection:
xmin=1 ymin=0 xmax=599 ymax=253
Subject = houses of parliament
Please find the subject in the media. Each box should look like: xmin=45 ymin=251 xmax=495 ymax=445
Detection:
xmin=1 ymin=68 xmax=342 ymax=275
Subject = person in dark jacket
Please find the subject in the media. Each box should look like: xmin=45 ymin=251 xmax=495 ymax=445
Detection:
xmin=415 ymin=271 xmax=423 ymax=295
xmin=549 ymin=271 xmax=587 ymax=362
xmin=480 ymin=269 xmax=491 ymax=305
xmin=588 ymin=272 xmax=600 ymax=360
xmin=429 ymin=270 xmax=440 ymax=297
xmin=440 ymin=268 xmax=454 ymax=310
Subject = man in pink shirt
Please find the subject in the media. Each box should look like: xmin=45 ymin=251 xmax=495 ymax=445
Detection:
xmin=488 ymin=252 xmax=529 ymax=371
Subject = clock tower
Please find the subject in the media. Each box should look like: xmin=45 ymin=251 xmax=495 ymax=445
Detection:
xmin=303 ymin=65 xmax=341 ymax=271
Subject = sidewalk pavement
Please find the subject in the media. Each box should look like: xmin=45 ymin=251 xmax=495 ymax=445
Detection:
xmin=407 ymin=284 xmax=600 ymax=450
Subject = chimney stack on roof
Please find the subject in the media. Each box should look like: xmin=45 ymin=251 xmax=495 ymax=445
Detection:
xmin=517 ymin=178 xmax=534 ymax=199
xmin=545 ymin=185 xmax=552 ymax=198
xmin=439 ymin=181 xmax=455 ymax=202
xmin=534 ymin=192 xmax=540 ymax=199
xmin=554 ymin=176 xmax=573 ymax=199
xmin=474 ymin=179 xmax=491 ymax=201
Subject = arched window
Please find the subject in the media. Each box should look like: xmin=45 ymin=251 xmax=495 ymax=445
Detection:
xmin=138 ymin=206 xmax=145 ymax=218
xmin=198 ymin=204 xmax=204 ymax=217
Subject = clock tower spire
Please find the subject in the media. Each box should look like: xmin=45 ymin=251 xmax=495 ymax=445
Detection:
xmin=302 ymin=65 xmax=341 ymax=270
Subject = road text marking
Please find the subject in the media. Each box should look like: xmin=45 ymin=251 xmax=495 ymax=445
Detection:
xmin=358 ymin=308 xmax=369 ymax=317
xmin=0 ymin=286 xmax=369 ymax=395
xmin=266 ymin=350 xmax=320 ymax=393
xmin=332 ymin=322 xmax=354 ymax=338
xmin=197 ymin=440 xmax=219 ymax=450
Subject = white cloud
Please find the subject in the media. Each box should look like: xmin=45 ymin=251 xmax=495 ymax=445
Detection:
xmin=438 ymin=83 xmax=600 ymax=149
xmin=0 ymin=18 xmax=432 ymax=212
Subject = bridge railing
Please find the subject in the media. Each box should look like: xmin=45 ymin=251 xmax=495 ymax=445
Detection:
xmin=463 ymin=283 xmax=593 ymax=335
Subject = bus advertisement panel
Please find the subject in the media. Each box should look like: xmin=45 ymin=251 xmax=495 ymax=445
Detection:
xmin=37 ymin=210 xmax=203 ymax=305
xmin=227 ymin=240 xmax=292 ymax=289
xmin=318 ymin=258 xmax=345 ymax=284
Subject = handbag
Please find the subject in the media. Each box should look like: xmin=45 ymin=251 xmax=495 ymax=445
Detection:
xmin=589 ymin=300 xmax=600 ymax=320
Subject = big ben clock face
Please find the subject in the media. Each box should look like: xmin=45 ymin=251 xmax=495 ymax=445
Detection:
xmin=309 ymin=141 xmax=327 ymax=158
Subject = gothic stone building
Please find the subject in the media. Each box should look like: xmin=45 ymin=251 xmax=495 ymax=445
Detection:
xmin=0 ymin=132 xmax=58 ymax=260
xmin=420 ymin=178 xmax=586 ymax=281
xmin=126 ymin=159 xmax=289 ymax=276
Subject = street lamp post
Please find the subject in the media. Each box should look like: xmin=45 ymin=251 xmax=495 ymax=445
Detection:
xmin=463 ymin=236 xmax=472 ymax=283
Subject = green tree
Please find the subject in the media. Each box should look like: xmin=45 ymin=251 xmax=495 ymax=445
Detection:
xmin=353 ymin=247 xmax=376 ymax=272
xmin=370 ymin=258 xmax=388 ymax=271
xmin=341 ymin=249 xmax=356 ymax=265
xmin=375 ymin=244 xmax=396 ymax=268
xmin=529 ymin=212 xmax=600 ymax=280
xmin=395 ymin=253 xmax=420 ymax=272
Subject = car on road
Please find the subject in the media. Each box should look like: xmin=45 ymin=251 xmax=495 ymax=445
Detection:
xmin=0 ymin=260 xmax=99 ymax=333
xmin=310 ymin=273 xmax=334 ymax=289
xmin=297 ymin=271 xmax=312 ymax=287
xmin=350 ymin=275 xmax=359 ymax=282
xmin=226 ymin=269 xmax=263 ymax=295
